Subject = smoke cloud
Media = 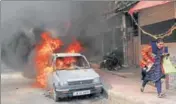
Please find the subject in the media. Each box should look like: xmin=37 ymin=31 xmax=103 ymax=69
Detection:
xmin=1 ymin=1 xmax=109 ymax=78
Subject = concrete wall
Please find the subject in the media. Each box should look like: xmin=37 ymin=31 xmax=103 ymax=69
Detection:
xmin=137 ymin=1 xmax=176 ymax=66
xmin=165 ymin=43 xmax=176 ymax=90
xmin=139 ymin=1 xmax=175 ymax=26
xmin=175 ymin=1 xmax=176 ymax=18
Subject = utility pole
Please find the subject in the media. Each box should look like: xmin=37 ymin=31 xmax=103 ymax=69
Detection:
xmin=122 ymin=13 xmax=128 ymax=67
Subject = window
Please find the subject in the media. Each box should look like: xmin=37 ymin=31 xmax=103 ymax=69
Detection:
xmin=55 ymin=56 xmax=90 ymax=70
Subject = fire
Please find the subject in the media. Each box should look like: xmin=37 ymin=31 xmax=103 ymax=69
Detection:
xmin=64 ymin=40 xmax=83 ymax=65
xmin=56 ymin=59 xmax=64 ymax=69
xmin=33 ymin=32 xmax=83 ymax=89
xmin=66 ymin=40 xmax=83 ymax=53
xmin=33 ymin=32 xmax=63 ymax=88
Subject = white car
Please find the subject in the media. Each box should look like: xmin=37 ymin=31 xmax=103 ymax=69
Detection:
xmin=50 ymin=53 xmax=103 ymax=102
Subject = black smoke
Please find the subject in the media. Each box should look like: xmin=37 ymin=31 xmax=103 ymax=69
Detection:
xmin=1 ymin=31 xmax=32 ymax=69
xmin=1 ymin=1 xmax=109 ymax=78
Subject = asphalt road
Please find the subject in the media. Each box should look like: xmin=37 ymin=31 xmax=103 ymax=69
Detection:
xmin=1 ymin=77 xmax=108 ymax=104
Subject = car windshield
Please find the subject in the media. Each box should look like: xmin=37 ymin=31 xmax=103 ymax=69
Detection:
xmin=55 ymin=56 xmax=90 ymax=70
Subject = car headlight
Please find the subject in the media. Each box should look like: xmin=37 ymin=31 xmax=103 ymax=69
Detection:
xmin=60 ymin=82 xmax=68 ymax=86
xmin=93 ymin=77 xmax=100 ymax=83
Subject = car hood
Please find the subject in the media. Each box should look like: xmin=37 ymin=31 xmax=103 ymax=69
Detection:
xmin=56 ymin=68 xmax=99 ymax=82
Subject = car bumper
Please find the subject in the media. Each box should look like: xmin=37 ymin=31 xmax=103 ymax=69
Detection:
xmin=55 ymin=84 xmax=103 ymax=98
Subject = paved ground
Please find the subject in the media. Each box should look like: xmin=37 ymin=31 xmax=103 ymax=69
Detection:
xmin=1 ymin=77 xmax=108 ymax=104
xmin=1 ymin=63 xmax=109 ymax=104
xmin=2 ymin=64 xmax=176 ymax=104
xmin=92 ymin=64 xmax=176 ymax=104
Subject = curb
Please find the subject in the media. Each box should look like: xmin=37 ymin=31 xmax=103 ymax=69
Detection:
xmin=101 ymin=78 xmax=112 ymax=99
xmin=102 ymin=68 xmax=127 ymax=78
xmin=107 ymin=90 xmax=144 ymax=104
xmin=1 ymin=72 xmax=24 ymax=79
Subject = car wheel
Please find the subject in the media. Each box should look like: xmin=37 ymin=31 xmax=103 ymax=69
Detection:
xmin=53 ymin=89 xmax=59 ymax=102
xmin=94 ymin=92 xmax=101 ymax=97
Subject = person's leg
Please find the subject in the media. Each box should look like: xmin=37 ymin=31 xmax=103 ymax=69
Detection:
xmin=141 ymin=70 xmax=145 ymax=80
xmin=142 ymin=80 xmax=148 ymax=87
xmin=141 ymin=69 xmax=147 ymax=80
xmin=141 ymin=80 xmax=148 ymax=92
xmin=155 ymin=79 xmax=165 ymax=97
xmin=155 ymin=79 xmax=162 ymax=94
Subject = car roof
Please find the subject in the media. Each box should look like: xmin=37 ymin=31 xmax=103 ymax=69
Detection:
xmin=52 ymin=53 xmax=83 ymax=57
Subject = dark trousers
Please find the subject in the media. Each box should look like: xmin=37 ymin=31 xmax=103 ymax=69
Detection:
xmin=155 ymin=79 xmax=162 ymax=94
xmin=141 ymin=70 xmax=147 ymax=80
xmin=142 ymin=80 xmax=148 ymax=87
xmin=142 ymin=79 xmax=162 ymax=94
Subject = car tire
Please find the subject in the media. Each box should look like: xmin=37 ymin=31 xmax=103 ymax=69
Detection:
xmin=52 ymin=89 xmax=59 ymax=102
xmin=94 ymin=92 xmax=101 ymax=97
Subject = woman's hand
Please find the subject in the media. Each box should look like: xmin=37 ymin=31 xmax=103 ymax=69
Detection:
xmin=162 ymin=53 xmax=170 ymax=59
xmin=146 ymin=63 xmax=154 ymax=72
xmin=162 ymin=53 xmax=170 ymax=56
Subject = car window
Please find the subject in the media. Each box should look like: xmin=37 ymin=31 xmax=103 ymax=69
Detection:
xmin=55 ymin=56 xmax=90 ymax=70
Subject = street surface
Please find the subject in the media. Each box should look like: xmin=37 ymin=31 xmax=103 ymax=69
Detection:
xmin=2 ymin=64 xmax=176 ymax=104
xmin=1 ymin=76 xmax=108 ymax=104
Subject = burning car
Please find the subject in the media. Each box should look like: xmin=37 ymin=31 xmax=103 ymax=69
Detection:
xmin=50 ymin=53 xmax=103 ymax=102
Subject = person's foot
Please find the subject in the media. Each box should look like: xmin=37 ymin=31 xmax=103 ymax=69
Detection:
xmin=158 ymin=93 xmax=166 ymax=98
xmin=140 ymin=87 xmax=144 ymax=92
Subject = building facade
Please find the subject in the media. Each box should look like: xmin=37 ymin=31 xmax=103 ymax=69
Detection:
xmin=104 ymin=1 xmax=139 ymax=66
xmin=136 ymin=1 xmax=176 ymax=89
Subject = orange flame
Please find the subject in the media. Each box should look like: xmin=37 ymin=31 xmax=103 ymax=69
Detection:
xmin=66 ymin=40 xmax=83 ymax=53
xmin=64 ymin=40 xmax=83 ymax=65
xmin=33 ymin=32 xmax=83 ymax=89
xmin=33 ymin=32 xmax=63 ymax=88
